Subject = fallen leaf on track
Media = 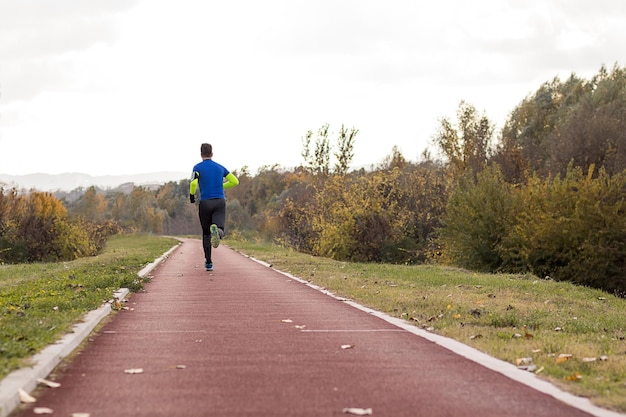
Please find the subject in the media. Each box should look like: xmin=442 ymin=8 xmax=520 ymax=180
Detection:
xmin=343 ymin=407 xmax=373 ymax=415
xmin=71 ymin=413 xmax=91 ymax=417
xmin=341 ymin=345 xmax=354 ymax=349
xmin=124 ymin=368 xmax=144 ymax=374
xmin=18 ymin=388 xmax=36 ymax=403
xmin=33 ymin=407 xmax=54 ymax=415
xmin=281 ymin=319 xmax=293 ymax=323
xmin=37 ymin=378 xmax=61 ymax=388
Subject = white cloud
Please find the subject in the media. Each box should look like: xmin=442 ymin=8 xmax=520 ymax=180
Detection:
xmin=1 ymin=0 xmax=625 ymax=176
xmin=0 ymin=1 xmax=136 ymax=103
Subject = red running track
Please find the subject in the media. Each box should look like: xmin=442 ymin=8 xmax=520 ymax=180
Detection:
xmin=10 ymin=238 xmax=599 ymax=417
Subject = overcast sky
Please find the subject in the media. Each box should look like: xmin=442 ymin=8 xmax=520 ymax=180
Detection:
xmin=1 ymin=0 xmax=624 ymax=177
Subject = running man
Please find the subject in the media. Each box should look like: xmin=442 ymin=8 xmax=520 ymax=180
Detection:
xmin=190 ymin=143 xmax=239 ymax=271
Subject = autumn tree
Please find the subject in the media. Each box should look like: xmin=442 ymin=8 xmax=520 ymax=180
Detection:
xmin=334 ymin=124 xmax=358 ymax=175
xmin=301 ymin=124 xmax=358 ymax=176
xmin=380 ymin=146 xmax=408 ymax=171
xmin=227 ymin=165 xmax=287 ymax=217
xmin=548 ymin=64 xmax=626 ymax=176
xmin=72 ymin=186 xmax=107 ymax=221
xmin=127 ymin=187 xmax=167 ymax=234
xmin=433 ymin=101 xmax=493 ymax=179
xmin=272 ymin=144 xmax=449 ymax=263
xmin=498 ymin=76 xmax=581 ymax=176
xmin=495 ymin=64 xmax=626 ymax=179
xmin=0 ymin=188 xmax=111 ymax=263
xmin=156 ymin=180 xmax=198 ymax=235
xmin=271 ymin=171 xmax=316 ymax=252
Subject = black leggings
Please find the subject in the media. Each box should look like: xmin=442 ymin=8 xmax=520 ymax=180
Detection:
xmin=198 ymin=198 xmax=226 ymax=263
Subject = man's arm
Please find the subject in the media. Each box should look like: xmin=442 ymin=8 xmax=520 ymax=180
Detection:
xmin=189 ymin=171 xmax=199 ymax=203
xmin=223 ymin=172 xmax=239 ymax=189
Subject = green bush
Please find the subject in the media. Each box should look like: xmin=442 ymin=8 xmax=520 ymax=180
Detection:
xmin=439 ymin=165 xmax=626 ymax=295
xmin=504 ymin=165 xmax=626 ymax=294
xmin=439 ymin=166 xmax=518 ymax=271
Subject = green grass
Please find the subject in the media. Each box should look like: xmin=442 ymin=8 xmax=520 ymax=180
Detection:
xmin=0 ymin=234 xmax=179 ymax=380
xmin=226 ymin=237 xmax=626 ymax=413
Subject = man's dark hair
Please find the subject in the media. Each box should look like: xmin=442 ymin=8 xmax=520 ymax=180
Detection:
xmin=201 ymin=143 xmax=212 ymax=158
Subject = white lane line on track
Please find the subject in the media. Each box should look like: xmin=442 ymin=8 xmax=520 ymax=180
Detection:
xmin=102 ymin=330 xmax=208 ymax=334
xmin=300 ymin=329 xmax=405 ymax=333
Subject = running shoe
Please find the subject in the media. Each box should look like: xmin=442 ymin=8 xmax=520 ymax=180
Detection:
xmin=205 ymin=262 xmax=213 ymax=272
xmin=210 ymin=224 xmax=220 ymax=248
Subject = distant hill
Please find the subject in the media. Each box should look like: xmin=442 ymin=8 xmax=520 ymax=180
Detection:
xmin=0 ymin=172 xmax=189 ymax=192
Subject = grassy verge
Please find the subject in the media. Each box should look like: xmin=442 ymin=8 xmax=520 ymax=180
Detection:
xmin=226 ymin=238 xmax=626 ymax=413
xmin=0 ymin=234 xmax=179 ymax=380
